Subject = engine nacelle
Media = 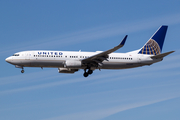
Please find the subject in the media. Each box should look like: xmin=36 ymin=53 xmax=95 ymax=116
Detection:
xmin=65 ymin=60 xmax=82 ymax=68
xmin=58 ymin=68 xmax=78 ymax=73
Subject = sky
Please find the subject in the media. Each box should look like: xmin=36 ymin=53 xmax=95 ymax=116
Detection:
xmin=0 ymin=0 xmax=180 ymax=120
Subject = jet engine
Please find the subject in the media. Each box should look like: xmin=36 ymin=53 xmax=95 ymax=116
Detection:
xmin=64 ymin=60 xmax=82 ymax=68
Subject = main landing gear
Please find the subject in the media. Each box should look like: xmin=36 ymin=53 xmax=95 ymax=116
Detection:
xmin=21 ymin=68 xmax=24 ymax=73
xmin=83 ymin=69 xmax=93 ymax=77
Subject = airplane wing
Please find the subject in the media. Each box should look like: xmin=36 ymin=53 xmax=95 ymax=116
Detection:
xmin=151 ymin=51 xmax=175 ymax=59
xmin=81 ymin=35 xmax=128 ymax=66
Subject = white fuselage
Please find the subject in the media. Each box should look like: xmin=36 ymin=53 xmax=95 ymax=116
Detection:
xmin=5 ymin=26 xmax=172 ymax=77
xmin=5 ymin=50 xmax=162 ymax=70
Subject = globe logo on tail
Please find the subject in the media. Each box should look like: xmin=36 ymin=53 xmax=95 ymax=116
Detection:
xmin=138 ymin=39 xmax=161 ymax=55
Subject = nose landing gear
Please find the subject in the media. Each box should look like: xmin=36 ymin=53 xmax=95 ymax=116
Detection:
xmin=21 ymin=69 xmax=24 ymax=73
xmin=15 ymin=65 xmax=24 ymax=73
xmin=21 ymin=68 xmax=24 ymax=73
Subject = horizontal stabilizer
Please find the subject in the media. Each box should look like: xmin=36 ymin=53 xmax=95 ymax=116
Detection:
xmin=151 ymin=51 xmax=175 ymax=59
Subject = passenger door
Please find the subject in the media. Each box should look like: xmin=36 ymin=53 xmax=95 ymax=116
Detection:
xmin=25 ymin=52 xmax=30 ymax=60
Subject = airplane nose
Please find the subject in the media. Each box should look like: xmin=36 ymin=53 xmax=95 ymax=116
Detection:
xmin=5 ymin=57 xmax=12 ymax=63
xmin=5 ymin=58 xmax=9 ymax=62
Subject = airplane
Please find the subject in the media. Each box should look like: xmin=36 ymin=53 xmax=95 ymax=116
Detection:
xmin=5 ymin=25 xmax=174 ymax=77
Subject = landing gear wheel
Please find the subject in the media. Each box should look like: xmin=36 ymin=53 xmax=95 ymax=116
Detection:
xmin=21 ymin=70 xmax=24 ymax=73
xmin=83 ymin=72 xmax=89 ymax=77
xmin=88 ymin=70 xmax=93 ymax=74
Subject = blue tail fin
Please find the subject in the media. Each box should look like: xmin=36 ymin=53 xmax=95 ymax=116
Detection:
xmin=138 ymin=25 xmax=168 ymax=55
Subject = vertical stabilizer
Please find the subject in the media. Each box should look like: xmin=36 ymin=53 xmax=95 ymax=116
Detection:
xmin=138 ymin=25 xmax=168 ymax=55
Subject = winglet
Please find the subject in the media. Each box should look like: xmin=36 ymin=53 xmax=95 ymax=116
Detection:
xmin=120 ymin=35 xmax=128 ymax=46
xmin=82 ymin=35 xmax=128 ymax=62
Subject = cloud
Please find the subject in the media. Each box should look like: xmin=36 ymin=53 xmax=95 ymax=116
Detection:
xmin=43 ymin=95 xmax=179 ymax=120
xmin=0 ymin=71 xmax=111 ymax=95
xmin=1 ymin=13 xmax=180 ymax=55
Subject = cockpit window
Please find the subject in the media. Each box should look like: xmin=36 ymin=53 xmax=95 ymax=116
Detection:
xmin=13 ymin=54 xmax=19 ymax=56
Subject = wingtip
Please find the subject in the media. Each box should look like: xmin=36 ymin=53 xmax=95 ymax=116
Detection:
xmin=120 ymin=35 xmax=128 ymax=45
